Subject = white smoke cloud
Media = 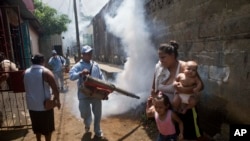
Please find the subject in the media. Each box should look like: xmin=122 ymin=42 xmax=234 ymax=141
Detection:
xmin=102 ymin=0 xmax=158 ymax=117
xmin=44 ymin=0 xmax=158 ymax=118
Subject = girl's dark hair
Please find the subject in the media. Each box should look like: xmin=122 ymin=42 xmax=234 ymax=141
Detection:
xmin=31 ymin=54 xmax=44 ymax=65
xmin=159 ymin=40 xmax=179 ymax=58
xmin=155 ymin=93 xmax=172 ymax=109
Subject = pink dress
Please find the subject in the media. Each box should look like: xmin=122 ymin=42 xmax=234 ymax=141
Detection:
xmin=155 ymin=110 xmax=176 ymax=136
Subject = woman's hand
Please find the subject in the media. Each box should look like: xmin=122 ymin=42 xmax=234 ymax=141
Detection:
xmin=175 ymin=83 xmax=194 ymax=94
xmin=173 ymin=81 xmax=181 ymax=87
xmin=193 ymin=87 xmax=200 ymax=93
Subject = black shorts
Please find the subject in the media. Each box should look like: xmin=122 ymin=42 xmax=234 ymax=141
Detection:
xmin=157 ymin=133 xmax=177 ymax=141
xmin=29 ymin=109 xmax=55 ymax=135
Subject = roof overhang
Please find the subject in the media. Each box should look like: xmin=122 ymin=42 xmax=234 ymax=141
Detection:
xmin=4 ymin=0 xmax=44 ymax=34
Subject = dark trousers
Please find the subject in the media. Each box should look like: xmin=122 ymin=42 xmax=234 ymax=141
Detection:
xmin=156 ymin=133 xmax=177 ymax=141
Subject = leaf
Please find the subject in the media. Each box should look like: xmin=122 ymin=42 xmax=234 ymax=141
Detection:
xmin=33 ymin=0 xmax=71 ymax=35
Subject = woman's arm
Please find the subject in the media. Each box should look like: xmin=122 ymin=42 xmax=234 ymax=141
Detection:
xmin=175 ymin=82 xmax=195 ymax=94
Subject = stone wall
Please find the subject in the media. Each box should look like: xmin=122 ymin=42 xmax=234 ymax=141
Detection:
xmin=145 ymin=0 xmax=250 ymax=137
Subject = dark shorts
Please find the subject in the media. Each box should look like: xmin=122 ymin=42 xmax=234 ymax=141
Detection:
xmin=29 ymin=109 xmax=55 ymax=135
xmin=157 ymin=133 xmax=177 ymax=141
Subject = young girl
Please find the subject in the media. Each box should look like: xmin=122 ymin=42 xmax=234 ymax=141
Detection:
xmin=146 ymin=92 xmax=183 ymax=141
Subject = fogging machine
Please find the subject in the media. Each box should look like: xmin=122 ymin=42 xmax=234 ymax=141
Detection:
xmin=79 ymin=75 xmax=140 ymax=99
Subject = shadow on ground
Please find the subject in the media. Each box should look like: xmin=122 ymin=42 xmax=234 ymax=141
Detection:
xmin=121 ymin=103 xmax=158 ymax=140
xmin=108 ymin=105 xmax=158 ymax=141
xmin=117 ymin=124 xmax=141 ymax=141
xmin=81 ymin=132 xmax=108 ymax=141
xmin=0 ymin=128 xmax=28 ymax=140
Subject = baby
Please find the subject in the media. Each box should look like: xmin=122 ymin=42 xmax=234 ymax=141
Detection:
xmin=173 ymin=61 xmax=203 ymax=114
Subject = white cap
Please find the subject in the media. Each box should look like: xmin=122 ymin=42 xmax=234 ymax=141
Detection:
xmin=81 ymin=45 xmax=93 ymax=53
xmin=52 ymin=50 xmax=57 ymax=54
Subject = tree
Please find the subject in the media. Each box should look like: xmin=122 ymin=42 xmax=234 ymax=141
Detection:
xmin=33 ymin=0 xmax=71 ymax=35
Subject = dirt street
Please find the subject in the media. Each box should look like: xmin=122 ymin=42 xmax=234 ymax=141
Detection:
xmin=0 ymin=74 xmax=157 ymax=141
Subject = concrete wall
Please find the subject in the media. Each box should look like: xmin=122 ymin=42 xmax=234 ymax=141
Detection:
xmin=145 ymin=0 xmax=250 ymax=137
xmin=29 ymin=26 xmax=39 ymax=54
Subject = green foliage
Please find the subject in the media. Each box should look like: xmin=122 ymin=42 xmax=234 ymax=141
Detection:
xmin=33 ymin=0 xmax=71 ymax=35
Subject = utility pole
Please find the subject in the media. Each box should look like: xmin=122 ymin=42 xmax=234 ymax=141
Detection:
xmin=73 ymin=0 xmax=81 ymax=59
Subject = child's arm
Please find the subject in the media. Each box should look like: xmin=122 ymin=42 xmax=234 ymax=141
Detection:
xmin=193 ymin=77 xmax=203 ymax=93
xmin=174 ymin=73 xmax=194 ymax=94
xmin=146 ymin=96 xmax=155 ymax=118
xmin=172 ymin=112 xmax=184 ymax=140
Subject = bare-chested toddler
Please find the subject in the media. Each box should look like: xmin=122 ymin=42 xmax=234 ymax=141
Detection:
xmin=173 ymin=61 xmax=203 ymax=114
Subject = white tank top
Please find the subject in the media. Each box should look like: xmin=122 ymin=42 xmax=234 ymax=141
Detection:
xmin=24 ymin=65 xmax=51 ymax=111
xmin=157 ymin=62 xmax=180 ymax=102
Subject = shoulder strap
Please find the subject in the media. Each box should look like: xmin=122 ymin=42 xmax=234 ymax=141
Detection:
xmin=175 ymin=61 xmax=181 ymax=77
xmin=59 ymin=56 xmax=64 ymax=65
xmin=81 ymin=61 xmax=94 ymax=81
xmin=89 ymin=61 xmax=94 ymax=75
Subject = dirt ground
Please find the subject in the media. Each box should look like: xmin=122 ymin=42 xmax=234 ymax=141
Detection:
xmin=0 ymin=76 xmax=157 ymax=141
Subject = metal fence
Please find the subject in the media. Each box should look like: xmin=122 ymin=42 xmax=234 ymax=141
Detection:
xmin=0 ymin=91 xmax=31 ymax=129
xmin=0 ymin=71 xmax=31 ymax=130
